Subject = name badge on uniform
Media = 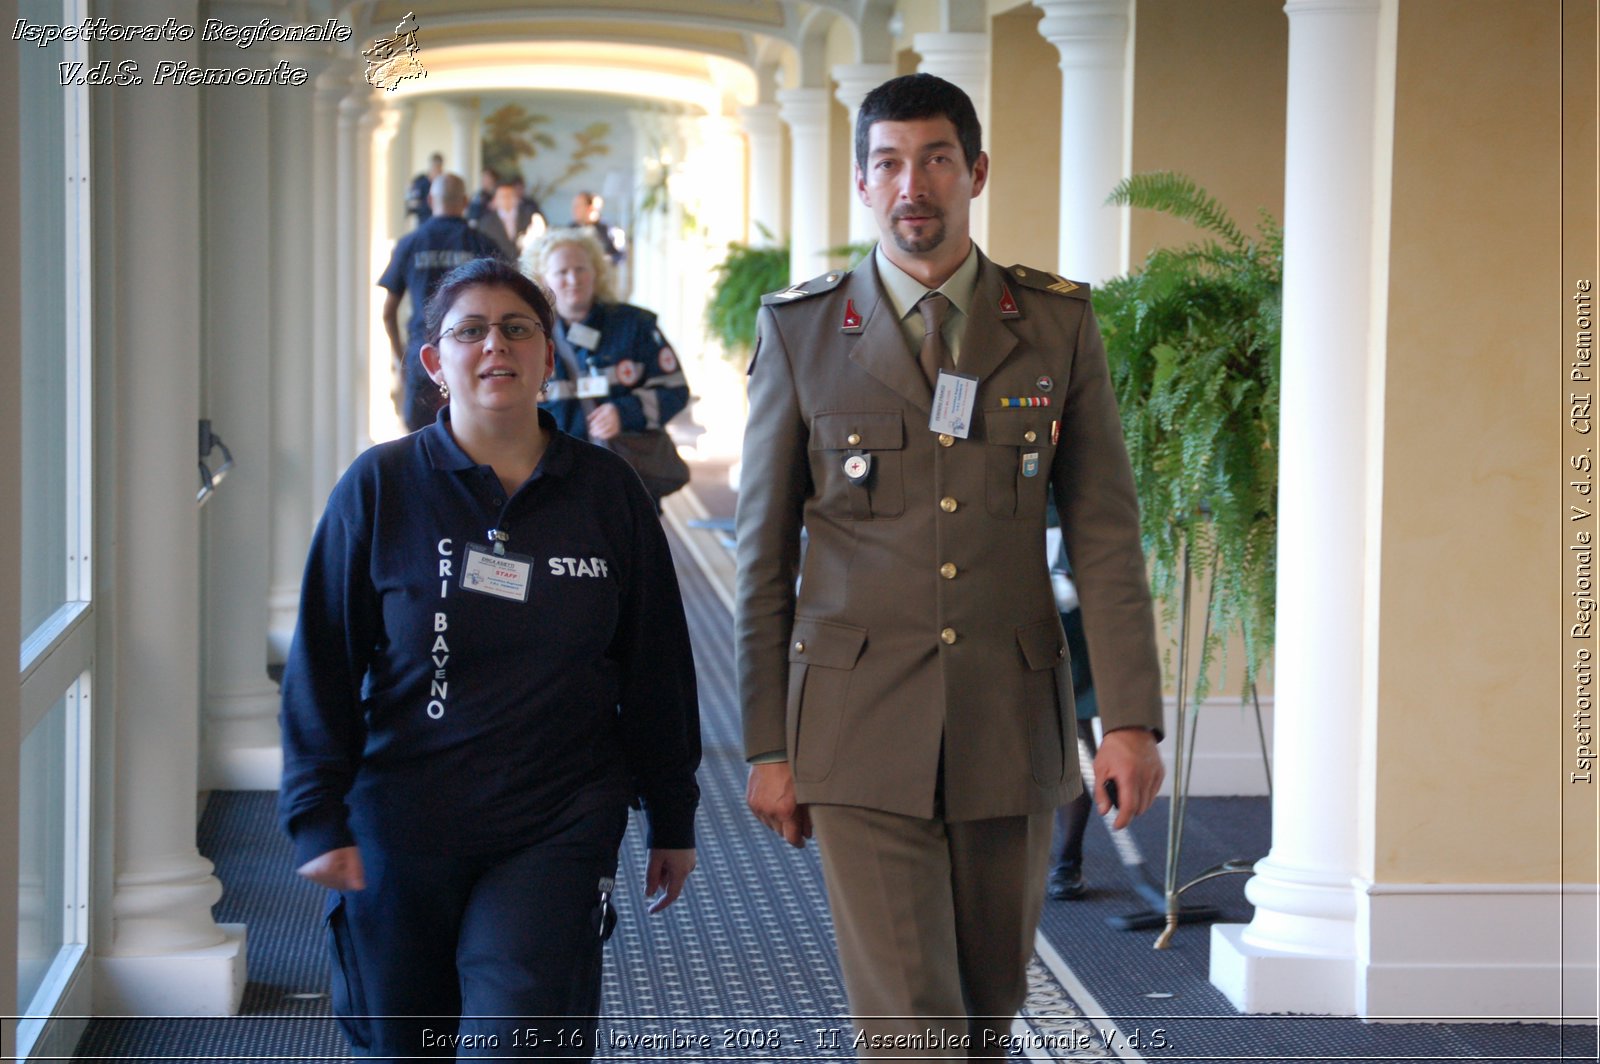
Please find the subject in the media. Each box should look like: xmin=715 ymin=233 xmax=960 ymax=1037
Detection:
xmin=929 ymin=371 xmax=978 ymax=439
xmin=566 ymin=322 xmax=601 ymax=350
xmin=1022 ymin=451 xmax=1040 ymax=478
xmin=460 ymin=544 xmax=533 ymax=603
xmin=576 ymin=373 xmax=609 ymax=399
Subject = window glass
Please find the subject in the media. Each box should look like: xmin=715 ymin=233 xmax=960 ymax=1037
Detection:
xmin=17 ymin=689 xmax=69 ymax=1014
xmin=18 ymin=19 xmax=70 ymax=639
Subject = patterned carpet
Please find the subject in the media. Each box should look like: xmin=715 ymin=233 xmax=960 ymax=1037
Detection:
xmin=70 ymin=505 xmax=1596 ymax=1061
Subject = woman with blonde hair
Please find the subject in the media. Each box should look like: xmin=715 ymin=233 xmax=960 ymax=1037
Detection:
xmin=521 ymin=228 xmax=689 ymax=499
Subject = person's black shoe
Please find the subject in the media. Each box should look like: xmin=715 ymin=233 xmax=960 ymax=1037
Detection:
xmin=1046 ymin=866 xmax=1085 ymax=900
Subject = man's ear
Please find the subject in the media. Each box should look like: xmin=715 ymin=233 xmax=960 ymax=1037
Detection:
xmin=855 ymin=163 xmax=870 ymax=206
xmin=969 ymin=150 xmax=990 ymax=199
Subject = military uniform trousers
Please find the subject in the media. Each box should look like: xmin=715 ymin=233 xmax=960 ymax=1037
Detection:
xmin=810 ymin=803 xmax=1053 ymax=1060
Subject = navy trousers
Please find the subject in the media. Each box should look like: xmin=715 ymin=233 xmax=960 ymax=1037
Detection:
xmin=325 ymin=805 xmax=628 ymax=1062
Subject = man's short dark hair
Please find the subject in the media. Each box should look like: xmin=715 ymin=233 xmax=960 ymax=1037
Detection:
xmin=854 ymin=73 xmax=982 ymax=173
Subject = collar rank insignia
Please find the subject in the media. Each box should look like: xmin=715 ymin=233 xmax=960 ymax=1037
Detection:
xmin=998 ymin=284 xmax=1020 ymax=318
xmin=841 ymin=299 xmax=863 ymax=332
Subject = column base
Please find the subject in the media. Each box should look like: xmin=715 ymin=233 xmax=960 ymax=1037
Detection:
xmin=94 ymin=924 xmax=247 ymax=1016
xmin=1210 ymin=922 xmax=1355 ymax=1014
xmin=202 ymin=693 xmax=283 ymax=790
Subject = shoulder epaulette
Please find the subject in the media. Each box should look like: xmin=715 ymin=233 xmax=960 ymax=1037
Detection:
xmin=1006 ymin=264 xmax=1091 ymax=300
xmin=761 ymin=268 xmax=850 ymax=306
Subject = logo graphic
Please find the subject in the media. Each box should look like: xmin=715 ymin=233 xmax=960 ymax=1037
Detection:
xmin=363 ymin=11 xmax=425 ymax=91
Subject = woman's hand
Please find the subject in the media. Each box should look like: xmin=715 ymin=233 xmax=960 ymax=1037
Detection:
xmin=296 ymin=846 xmax=366 ymax=891
xmin=644 ymin=847 xmax=696 ymax=913
xmin=586 ymin=402 xmax=622 ymax=441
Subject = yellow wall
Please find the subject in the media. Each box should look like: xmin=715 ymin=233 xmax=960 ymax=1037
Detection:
xmin=1128 ymin=0 xmax=1287 ymax=264
xmin=985 ymin=5 xmax=1061 ymax=268
xmin=1376 ymin=0 xmax=1579 ymax=882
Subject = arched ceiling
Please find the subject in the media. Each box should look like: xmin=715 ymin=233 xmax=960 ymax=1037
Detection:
xmin=332 ymin=0 xmax=894 ymax=109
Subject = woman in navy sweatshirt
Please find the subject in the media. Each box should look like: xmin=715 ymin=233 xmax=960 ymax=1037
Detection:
xmin=278 ymin=257 xmax=701 ymax=1061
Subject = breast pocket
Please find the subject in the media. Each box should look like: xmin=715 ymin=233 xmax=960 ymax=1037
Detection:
xmin=810 ymin=411 xmax=905 ymax=519
xmin=985 ymin=410 xmax=1056 ymax=519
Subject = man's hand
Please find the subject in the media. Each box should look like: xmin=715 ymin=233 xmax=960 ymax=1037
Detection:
xmin=746 ymin=761 xmax=812 ymax=847
xmin=586 ymin=403 xmax=622 ymax=441
xmin=296 ymin=846 xmax=366 ymax=891
xmin=644 ymin=847 xmax=696 ymax=913
xmin=1092 ymin=727 xmax=1165 ymax=831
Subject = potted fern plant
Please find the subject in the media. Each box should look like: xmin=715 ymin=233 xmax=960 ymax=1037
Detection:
xmin=705 ymin=227 xmax=791 ymax=368
xmin=1092 ymin=171 xmax=1282 ymax=946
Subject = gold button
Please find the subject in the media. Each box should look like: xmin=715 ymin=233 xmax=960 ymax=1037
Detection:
xmin=940 ymin=496 xmax=958 ymax=512
xmin=940 ymin=627 xmax=958 ymax=645
xmin=1024 ymin=430 xmax=1037 ymax=443
xmin=937 ymin=433 xmax=954 ymax=447
xmin=793 ymin=641 xmax=805 ymax=654
xmin=847 ymin=433 xmax=861 ymax=446
xmin=1057 ymin=644 xmax=1066 ymax=659
xmin=940 ymin=563 xmax=957 ymax=580
xmin=1015 ymin=267 xmax=1027 ymax=277
xmin=826 ymin=273 xmax=838 ymax=282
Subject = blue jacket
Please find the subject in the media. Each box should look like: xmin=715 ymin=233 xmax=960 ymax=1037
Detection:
xmin=278 ymin=411 xmax=701 ymax=866
xmin=542 ymin=302 xmax=689 ymax=440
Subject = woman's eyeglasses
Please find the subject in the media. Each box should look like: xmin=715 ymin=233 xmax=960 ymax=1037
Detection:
xmin=440 ymin=318 xmax=544 ymax=344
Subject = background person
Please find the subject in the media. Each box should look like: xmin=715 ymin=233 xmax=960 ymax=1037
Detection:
xmin=522 ymin=227 xmax=688 ymax=453
xmin=403 ymin=150 xmax=444 ymax=226
xmin=378 ymin=172 xmax=506 ymax=431
xmin=280 ymin=258 xmax=701 ymax=1061
xmin=475 ymin=179 xmax=545 ymax=259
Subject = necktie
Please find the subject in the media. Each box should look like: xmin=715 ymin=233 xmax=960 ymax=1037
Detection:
xmin=917 ymin=292 xmax=950 ymax=388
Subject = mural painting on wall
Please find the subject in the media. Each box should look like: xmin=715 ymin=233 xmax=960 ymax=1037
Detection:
xmin=481 ymin=103 xmax=611 ymax=205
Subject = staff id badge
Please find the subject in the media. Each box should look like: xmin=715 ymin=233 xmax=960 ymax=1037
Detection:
xmin=929 ymin=370 xmax=978 ymax=439
xmin=566 ymin=322 xmax=601 ymax=349
xmin=460 ymin=544 xmax=534 ymax=603
xmin=576 ymin=373 xmax=609 ymax=399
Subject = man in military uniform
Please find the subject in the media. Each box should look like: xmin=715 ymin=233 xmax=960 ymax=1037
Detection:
xmin=736 ymin=74 xmax=1166 ymax=1058
xmin=379 ymin=172 xmax=506 ymax=431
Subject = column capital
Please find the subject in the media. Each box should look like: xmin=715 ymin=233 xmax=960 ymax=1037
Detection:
xmin=738 ymin=101 xmax=783 ymax=138
xmin=776 ymin=86 xmax=832 ymax=132
xmin=1032 ymin=0 xmax=1131 ymax=68
xmin=831 ymin=62 xmax=895 ymax=115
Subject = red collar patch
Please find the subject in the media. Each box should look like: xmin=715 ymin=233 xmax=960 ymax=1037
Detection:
xmin=841 ymin=299 xmax=863 ymax=332
xmin=998 ymin=285 xmax=1020 ymax=318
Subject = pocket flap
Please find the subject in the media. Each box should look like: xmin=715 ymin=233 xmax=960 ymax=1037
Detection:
xmin=986 ymin=410 xmax=1055 ymax=447
xmin=788 ymin=617 xmax=868 ymax=670
xmin=811 ymin=411 xmax=904 ymax=451
xmin=1016 ymin=617 xmax=1067 ymax=671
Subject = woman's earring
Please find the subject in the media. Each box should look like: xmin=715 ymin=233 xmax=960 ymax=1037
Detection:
xmin=437 ymin=379 xmax=450 ymax=400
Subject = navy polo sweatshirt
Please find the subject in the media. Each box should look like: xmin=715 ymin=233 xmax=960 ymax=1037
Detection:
xmin=278 ymin=411 xmax=700 ymax=866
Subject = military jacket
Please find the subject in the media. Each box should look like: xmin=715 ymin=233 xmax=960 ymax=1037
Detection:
xmin=734 ymin=249 xmax=1163 ymax=821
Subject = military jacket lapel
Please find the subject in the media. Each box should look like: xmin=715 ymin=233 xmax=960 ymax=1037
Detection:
xmin=842 ymin=266 xmax=934 ymax=412
xmin=951 ymin=254 xmax=1020 ymax=385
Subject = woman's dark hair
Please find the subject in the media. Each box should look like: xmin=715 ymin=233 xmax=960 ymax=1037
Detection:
xmin=854 ymin=73 xmax=982 ymax=173
xmin=422 ymin=257 xmax=556 ymax=344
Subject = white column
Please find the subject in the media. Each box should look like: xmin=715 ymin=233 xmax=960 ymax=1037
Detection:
xmin=831 ymin=63 xmax=895 ymax=247
xmin=310 ymin=68 xmax=346 ymax=508
xmin=1209 ymin=0 xmax=1387 ymax=1016
xmin=336 ymin=85 xmax=374 ymax=465
xmin=198 ymin=54 xmax=280 ymax=792
xmin=626 ymin=108 xmax=668 ymax=319
xmin=442 ymin=98 xmax=480 ymax=179
xmin=776 ymin=87 xmax=832 ymax=284
xmin=386 ymin=98 xmax=415 ymax=238
xmin=95 ymin=11 xmax=244 ymax=1014
xmin=738 ymin=102 xmax=785 ymax=245
xmin=913 ymin=32 xmax=990 ymax=250
xmin=269 ymin=58 xmax=321 ymax=664
xmin=1034 ymin=0 xmax=1132 ymax=285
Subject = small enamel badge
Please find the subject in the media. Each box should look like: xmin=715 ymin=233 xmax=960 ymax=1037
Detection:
xmin=1051 ymin=420 xmax=1060 ymax=445
xmin=1036 ymin=375 xmax=1053 ymax=392
xmin=998 ymin=284 xmax=1020 ymax=318
xmin=843 ymin=453 xmax=871 ymax=483
xmin=1021 ymin=452 xmax=1040 ymax=478
xmin=841 ymin=299 xmax=863 ymax=332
